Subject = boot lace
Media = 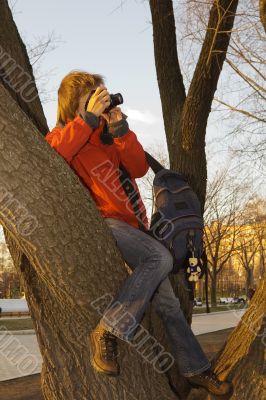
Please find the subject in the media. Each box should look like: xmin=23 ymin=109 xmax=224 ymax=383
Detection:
xmin=203 ymin=371 xmax=221 ymax=388
xmin=100 ymin=331 xmax=118 ymax=361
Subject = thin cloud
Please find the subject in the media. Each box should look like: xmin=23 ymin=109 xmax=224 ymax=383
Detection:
xmin=124 ymin=108 xmax=160 ymax=125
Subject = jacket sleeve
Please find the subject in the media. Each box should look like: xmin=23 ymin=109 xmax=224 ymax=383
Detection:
xmin=113 ymin=127 xmax=150 ymax=178
xmin=45 ymin=115 xmax=94 ymax=163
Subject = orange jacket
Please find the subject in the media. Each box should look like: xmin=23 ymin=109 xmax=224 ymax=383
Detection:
xmin=45 ymin=115 xmax=149 ymax=230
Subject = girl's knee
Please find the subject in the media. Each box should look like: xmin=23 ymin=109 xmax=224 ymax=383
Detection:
xmin=156 ymin=245 xmax=174 ymax=274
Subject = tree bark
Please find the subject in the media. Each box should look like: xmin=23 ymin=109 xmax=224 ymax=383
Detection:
xmin=209 ymin=273 xmax=266 ymax=400
xmin=260 ymin=0 xmax=266 ymax=32
xmin=210 ymin=273 xmax=217 ymax=308
xmin=0 ymin=0 xmax=48 ymax=134
xmin=149 ymin=0 xmax=186 ymax=155
xmin=184 ymin=274 xmax=266 ymax=400
xmin=245 ymin=269 xmax=254 ymax=296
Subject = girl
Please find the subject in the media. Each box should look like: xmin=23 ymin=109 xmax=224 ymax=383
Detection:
xmin=46 ymin=70 xmax=232 ymax=397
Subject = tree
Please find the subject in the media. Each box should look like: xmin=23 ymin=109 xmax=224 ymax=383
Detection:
xmin=214 ymin=0 xmax=266 ymax=171
xmin=0 ymin=271 xmax=21 ymax=298
xmin=236 ymin=199 xmax=266 ymax=289
xmin=203 ymin=168 xmax=251 ymax=306
xmin=237 ymin=229 xmax=260 ymax=295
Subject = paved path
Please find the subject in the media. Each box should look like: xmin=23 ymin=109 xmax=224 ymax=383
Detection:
xmin=191 ymin=308 xmax=246 ymax=335
xmin=0 ymin=309 xmax=247 ymax=382
xmin=0 ymin=333 xmax=42 ymax=381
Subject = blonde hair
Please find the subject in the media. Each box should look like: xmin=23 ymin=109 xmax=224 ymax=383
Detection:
xmin=56 ymin=70 xmax=104 ymax=126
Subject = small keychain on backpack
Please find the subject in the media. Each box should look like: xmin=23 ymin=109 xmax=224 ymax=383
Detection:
xmin=187 ymin=250 xmax=202 ymax=282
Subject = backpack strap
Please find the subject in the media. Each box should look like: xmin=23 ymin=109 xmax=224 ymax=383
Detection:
xmin=118 ymin=163 xmax=148 ymax=233
xmin=144 ymin=151 xmax=164 ymax=174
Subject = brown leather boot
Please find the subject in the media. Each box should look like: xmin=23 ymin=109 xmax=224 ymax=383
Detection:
xmin=89 ymin=322 xmax=120 ymax=376
xmin=187 ymin=368 xmax=233 ymax=396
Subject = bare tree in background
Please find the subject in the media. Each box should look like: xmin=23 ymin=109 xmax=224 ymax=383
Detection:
xmin=238 ymin=198 xmax=266 ymax=285
xmin=203 ymin=167 xmax=251 ymax=306
xmin=204 ymin=169 xmax=247 ymax=307
xmin=180 ymin=0 xmax=266 ymax=171
xmin=26 ymin=32 xmax=62 ymax=104
xmin=237 ymin=231 xmax=260 ymax=294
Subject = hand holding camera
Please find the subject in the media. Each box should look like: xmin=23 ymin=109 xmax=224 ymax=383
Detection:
xmin=86 ymin=85 xmax=111 ymax=117
xmin=85 ymin=85 xmax=123 ymax=117
xmin=102 ymin=107 xmax=124 ymax=124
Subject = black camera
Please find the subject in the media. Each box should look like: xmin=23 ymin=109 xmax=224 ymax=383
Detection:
xmin=84 ymin=91 xmax=123 ymax=113
xmin=104 ymin=93 xmax=123 ymax=113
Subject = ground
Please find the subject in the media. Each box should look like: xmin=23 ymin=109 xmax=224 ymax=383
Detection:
xmin=0 ymin=328 xmax=233 ymax=400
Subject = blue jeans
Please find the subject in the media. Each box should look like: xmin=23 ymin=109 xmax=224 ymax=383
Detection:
xmin=99 ymin=217 xmax=211 ymax=377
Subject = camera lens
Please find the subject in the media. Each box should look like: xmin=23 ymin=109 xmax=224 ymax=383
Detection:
xmin=105 ymin=93 xmax=123 ymax=113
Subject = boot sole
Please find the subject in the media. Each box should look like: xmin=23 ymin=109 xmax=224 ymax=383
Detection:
xmin=89 ymin=332 xmax=120 ymax=377
xmin=188 ymin=381 xmax=234 ymax=398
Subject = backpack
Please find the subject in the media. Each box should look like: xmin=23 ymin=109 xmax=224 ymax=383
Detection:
xmin=144 ymin=152 xmax=207 ymax=282
xmin=112 ymin=149 xmax=207 ymax=285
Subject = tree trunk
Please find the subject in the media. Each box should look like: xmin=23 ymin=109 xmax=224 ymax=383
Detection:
xmin=0 ymin=0 xmax=48 ymax=134
xmin=184 ymin=274 xmax=266 ymax=400
xmin=245 ymin=269 xmax=254 ymax=296
xmin=260 ymin=0 xmax=266 ymax=32
xmin=210 ymin=273 xmax=217 ymax=308
xmin=208 ymin=272 xmax=266 ymax=400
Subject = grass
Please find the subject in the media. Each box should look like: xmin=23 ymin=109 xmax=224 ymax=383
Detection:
xmin=0 ymin=318 xmax=34 ymax=331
